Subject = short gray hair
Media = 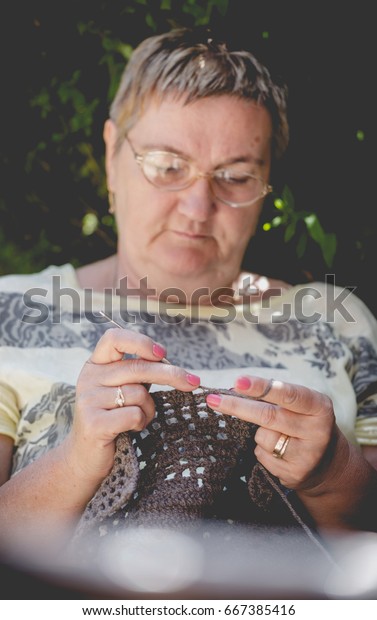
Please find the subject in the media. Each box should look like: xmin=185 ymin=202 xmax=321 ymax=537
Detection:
xmin=110 ymin=28 xmax=289 ymax=159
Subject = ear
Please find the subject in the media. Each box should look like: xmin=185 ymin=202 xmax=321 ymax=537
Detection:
xmin=103 ymin=119 xmax=118 ymax=192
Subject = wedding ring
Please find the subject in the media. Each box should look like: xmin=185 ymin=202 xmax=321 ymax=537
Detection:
xmin=115 ymin=386 xmax=125 ymax=408
xmin=272 ymin=433 xmax=290 ymax=459
xmin=254 ymin=378 xmax=274 ymax=401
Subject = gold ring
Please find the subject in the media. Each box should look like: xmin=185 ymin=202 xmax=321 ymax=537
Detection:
xmin=254 ymin=378 xmax=274 ymax=401
xmin=272 ymin=433 xmax=290 ymax=459
xmin=115 ymin=386 xmax=125 ymax=408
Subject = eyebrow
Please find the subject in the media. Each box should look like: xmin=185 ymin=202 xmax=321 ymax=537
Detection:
xmin=136 ymin=141 xmax=266 ymax=168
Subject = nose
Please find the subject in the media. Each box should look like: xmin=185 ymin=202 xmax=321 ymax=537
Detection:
xmin=176 ymin=177 xmax=216 ymax=222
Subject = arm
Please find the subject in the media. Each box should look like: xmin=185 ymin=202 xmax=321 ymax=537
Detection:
xmin=362 ymin=445 xmax=377 ymax=470
xmin=295 ymin=430 xmax=377 ymax=532
xmin=0 ymin=438 xmax=102 ymax=545
xmin=0 ymin=328 xmax=201 ymax=549
xmin=0 ymin=435 xmax=13 ymax=486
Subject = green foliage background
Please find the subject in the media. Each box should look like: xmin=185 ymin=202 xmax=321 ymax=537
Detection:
xmin=1 ymin=1 xmax=376 ymax=314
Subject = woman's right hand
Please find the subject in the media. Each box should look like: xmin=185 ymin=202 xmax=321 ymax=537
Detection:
xmin=61 ymin=327 xmax=201 ymax=489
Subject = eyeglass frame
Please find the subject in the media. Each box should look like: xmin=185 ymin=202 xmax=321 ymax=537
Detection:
xmin=125 ymin=136 xmax=273 ymax=208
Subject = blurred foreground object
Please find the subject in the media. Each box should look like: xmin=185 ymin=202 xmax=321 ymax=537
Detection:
xmin=1 ymin=521 xmax=377 ymax=599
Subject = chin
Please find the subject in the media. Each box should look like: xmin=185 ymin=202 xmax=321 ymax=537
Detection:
xmin=168 ymin=258 xmax=217 ymax=280
xmin=161 ymin=246 xmax=214 ymax=274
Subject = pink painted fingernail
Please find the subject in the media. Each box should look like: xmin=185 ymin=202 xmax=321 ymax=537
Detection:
xmin=206 ymin=394 xmax=222 ymax=408
xmin=186 ymin=373 xmax=201 ymax=386
xmin=235 ymin=376 xmax=251 ymax=391
xmin=153 ymin=343 xmax=167 ymax=358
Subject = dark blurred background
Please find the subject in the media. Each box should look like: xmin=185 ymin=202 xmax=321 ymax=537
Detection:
xmin=1 ymin=0 xmax=376 ymax=314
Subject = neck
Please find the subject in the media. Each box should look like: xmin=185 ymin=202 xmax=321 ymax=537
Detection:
xmin=76 ymin=255 xmax=288 ymax=307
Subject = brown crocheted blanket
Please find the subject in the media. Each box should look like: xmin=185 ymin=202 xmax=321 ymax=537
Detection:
xmin=74 ymin=388 xmax=325 ymax=553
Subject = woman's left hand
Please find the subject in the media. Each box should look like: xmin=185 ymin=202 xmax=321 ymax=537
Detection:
xmin=206 ymin=375 xmax=337 ymax=491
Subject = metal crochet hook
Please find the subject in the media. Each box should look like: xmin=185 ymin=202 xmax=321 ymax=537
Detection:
xmin=99 ymin=310 xmax=172 ymax=365
xmin=98 ymin=310 xmax=209 ymax=391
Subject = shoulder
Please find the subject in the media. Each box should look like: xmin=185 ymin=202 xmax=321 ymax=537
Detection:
xmin=281 ymin=280 xmax=377 ymax=340
xmin=233 ymin=271 xmax=292 ymax=302
xmin=0 ymin=263 xmax=78 ymax=294
xmin=75 ymin=255 xmax=117 ymax=290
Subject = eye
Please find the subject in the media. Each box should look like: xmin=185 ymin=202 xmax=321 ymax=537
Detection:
xmin=142 ymin=152 xmax=191 ymax=187
xmin=149 ymin=154 xmax=185 ymax=173
xmin=214 ymin=169 xmax=256 ymax=185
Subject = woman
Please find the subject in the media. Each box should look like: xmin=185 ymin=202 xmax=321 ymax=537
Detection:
xmin=0 ymin=28 xmax=377 ymax=554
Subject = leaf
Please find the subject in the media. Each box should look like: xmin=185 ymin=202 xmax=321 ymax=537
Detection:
xmin=304 ymin=213 xmax=324 ymax=244
xmin=281 ymin=185 xmax=295 ymax=211
xmin=145 ymin=12 xmax=157 ymax=30
xmin=118 ymin=44 xmax=134 ymax=61
xmin=215 ymin=0 xmax=230 ymax=16
xmin=284 ymin=220 xmax=297 ymax=242
xmin=296 ymin=232 xmax=307 ymax=258
xmin=322 ymin=233 xmax=337 ymax=268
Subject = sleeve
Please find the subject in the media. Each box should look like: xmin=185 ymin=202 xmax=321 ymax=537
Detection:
xmin=336 ymin=290 xmax=377 ymax=446
xmin=0 ymin=381 xmax=20 ymax=440
xmin=349 ymin=338 xmax=377 ymax=446
xmin=302 ymin=281 xmax=377 ymax=447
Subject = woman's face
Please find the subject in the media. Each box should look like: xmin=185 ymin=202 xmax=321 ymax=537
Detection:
xmin=105 ymin=94 xmax=272 ymax=301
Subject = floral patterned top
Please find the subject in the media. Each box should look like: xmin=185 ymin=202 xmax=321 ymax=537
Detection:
xmin=1 ymin=263 xmax=377 ymax=478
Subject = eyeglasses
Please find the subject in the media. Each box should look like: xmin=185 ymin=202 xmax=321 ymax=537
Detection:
xmin=125 ymin=137 xmax=272 ymax=208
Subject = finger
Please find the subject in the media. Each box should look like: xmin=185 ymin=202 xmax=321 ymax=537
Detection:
xmin=254 ymin=426 xmax=295 ymax=459
xmin=253 ymin=441 xmax=325 ymax=490
xmin=233 ymin=375 xmax=333 ymax=417
xmin=75 ymin=398 xmax=153 ymax=438
xmin=206 ymin=391 xmax=302 ymax=435
xmin=105 ymin=406 xmax=152 ymax=433
xmin=253 ymin=444 xmax=294 ymax=484
xmin=110 ymin=386 xmax=155 ymax=427
xmin=80 ymin=383 xmax=155 ymax=417
xmin=254 ymin=425 xmax=330 ymax=473
xmin=83 ymin=357 xmax=201 ymax=392
xmin=89 ymin=327 xmax=168 ymax=364
xmin=205 ymin=391 xmax=331 ymax=442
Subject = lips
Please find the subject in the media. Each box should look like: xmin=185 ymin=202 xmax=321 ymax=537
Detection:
xmin=172 ymin=230 xmax=209 ymax=240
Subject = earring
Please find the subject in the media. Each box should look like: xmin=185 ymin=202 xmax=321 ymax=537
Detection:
xmin=108 ymin=191 xmax=116 ymax=214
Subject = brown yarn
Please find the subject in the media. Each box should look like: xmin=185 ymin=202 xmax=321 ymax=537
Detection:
xmin=74 ymin=388 xmax=316 ymax=542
